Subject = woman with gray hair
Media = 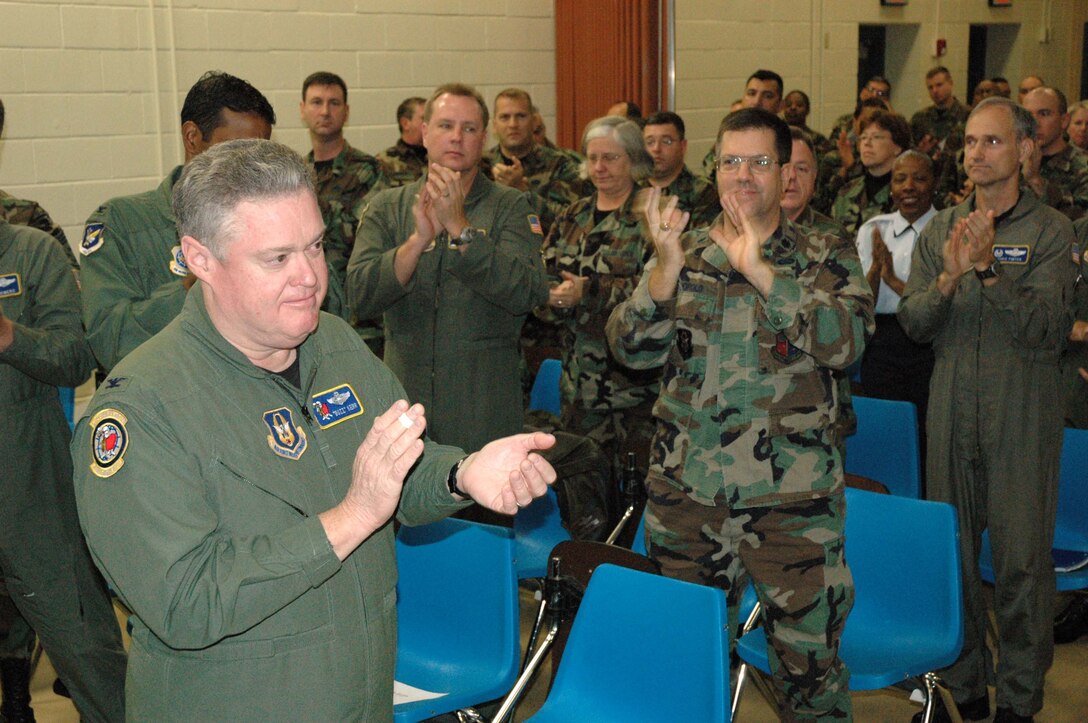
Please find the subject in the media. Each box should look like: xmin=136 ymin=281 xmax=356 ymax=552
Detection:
xmin=538 ymin=116 xmax=660 ymax=484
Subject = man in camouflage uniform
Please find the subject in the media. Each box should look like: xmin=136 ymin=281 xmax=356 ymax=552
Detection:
xmin=828 ymin=76 xmax=893 ymax=145
xmin=911 ymin=67 xmax=969 ymax=158
xmin=643 ymin=111 xmax=719 ymax=228
xmin=377 ymin=96 xmax=428 ymax=189
xmin=1021 ymin=86 xmax=1088 ymax=222
xmin=531 ymin=106 xmax=583 ymax=166
xmin=80 ymin=71 xmax=276 ymax=373
xmin=702 ymin=70 xmax=784 ymax=180
xmin=300 ymin=71 xmax=384 ymax=355
xmin=484 ymin=88 xmax=582 ymax=237
xmin=607 ymin=108 xmax=874 ymax=720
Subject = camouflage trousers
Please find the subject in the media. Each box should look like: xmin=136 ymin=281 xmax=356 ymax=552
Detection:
xmin=644 ymin=480 xmax=854 ymax=722
xmin=561 ymin=398 xmax=655 ymax=483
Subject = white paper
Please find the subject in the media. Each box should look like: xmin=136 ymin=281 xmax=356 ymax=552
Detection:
xmin=393 ymin=680 xmax=447 ymax=705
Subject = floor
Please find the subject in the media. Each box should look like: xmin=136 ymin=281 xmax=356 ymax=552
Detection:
xmin=13 ymin=593 xmax=1088 ymax=722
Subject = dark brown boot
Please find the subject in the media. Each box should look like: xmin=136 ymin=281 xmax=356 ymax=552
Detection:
xmin=0 ymin=658 xmax=36 ymax=723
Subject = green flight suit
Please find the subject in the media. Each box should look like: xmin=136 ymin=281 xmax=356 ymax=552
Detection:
xmin=0 ymin=221 xmax=126 ymax=722
xmin=348 ymin=173 xmax=549 ymax=453
xmin=898 ymin=190 xmax=1076 ymax=716
xmin=1062 ymin=218 xmax=1088 ymax=428
xmin=72 ymin=289 xmax=469 ymax=722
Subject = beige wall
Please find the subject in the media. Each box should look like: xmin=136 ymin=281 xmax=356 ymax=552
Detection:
xmin=676 ymin=0 xmax=1088 ymax=168
xmin=0 ymin=0 xmax=556 ymax=248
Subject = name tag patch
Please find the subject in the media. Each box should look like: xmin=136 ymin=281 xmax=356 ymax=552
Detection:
xmin=169 ymin=245 xmax=189 ymax=277
xmin=81 ymin=223 xmax=104 ymax=256
xmin=90 ymin=409 xmax=129 ymax=478
xmin=993 ymin=244 xmax=1030 ymax=265
xmin=263 ymin=407 xmax=308 ymax=460
xmin=309 ymin=384 xmax=364 ymax=429
xmin=0 ymin=273 xmax=21 ymax=298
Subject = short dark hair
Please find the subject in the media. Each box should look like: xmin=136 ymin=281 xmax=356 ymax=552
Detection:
xmin=860 ymin=111 xmax=912 ymax=151
xmin=717 ymin=108 xmax=791 ymax=165
xmin=180 ymin=71 xmax=276 ymax=141
xmin=302 ymin=71 xmax=348 ymax=102
xmin=747 ymin=69 xmax=784 ymax=98
xmin=992 ymin=76 xmax=1009 ymax=84
xmin=396 ymin=97 xmax=426 ymax=124
xmin=784 ymin=90 xmax=810 ymax=112
xmin=424 ymin=83 xmax=489 ymax=128
xmin=0 ymin=98 xmax=5 ymax=137
xmin=495 ymin=88 xmax=533 ymax=113
xmin=867 ymin=75 xmax=892 ymax=93
xmin=854 ymin=96 xmax=890 ymax=118
xmin=644 ymin=111 xmax=685 ymax=138
xmin=926 ymin=66 xmax=952 ymax=81
xmin=614 ymin=100 xmax=643 ymax=121
xmin=1030 ymin=86 xmax=1069 ymax=115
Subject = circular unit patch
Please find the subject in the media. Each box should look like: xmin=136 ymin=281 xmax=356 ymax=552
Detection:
xmin=90 ymin=409 xmax=129 ymax=478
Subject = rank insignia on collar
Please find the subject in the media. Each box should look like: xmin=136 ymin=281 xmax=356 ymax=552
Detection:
xmin=0 ymin=273 xmax=22 ymax=298
xmin=310 ymin=384 xmax=364 ymax=430
xmin=90 ymin=409 xmax=129 ymax=478
xmin=81 ymin=223 xmax=104 ymax=256
xmin=263 ymin=407 xmax=308 ymax=460
xmin=169 ymin=245 xmax=189 ymax=277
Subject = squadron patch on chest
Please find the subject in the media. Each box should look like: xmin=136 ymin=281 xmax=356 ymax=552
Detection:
xmin=168 ymin=245 xmax=189 ymax=277
xmin=89 ymin=409 xmax=129 ymax=478
xmin=262 ymin=407 xmax=308 ymax=460
xmin=993 ymin=244 xmax=1030 ymax=265
xmin=771 ymin=333 xmax=803 ymax=364
xmin=0 ymin=273 xmax=21 ymax=298
xmin=309 ymin=384 xmax=364 ymax=429
xmin=81 ymin=223 xmax=104 ymax=256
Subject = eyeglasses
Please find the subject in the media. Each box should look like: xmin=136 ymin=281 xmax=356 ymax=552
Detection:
xmin=716 ymin=155 xmax=778 ymax=174
xmin=587 ymin=152 xmax=624 ymax=164
xmin=866 ymin=86 xmax=890 ymax=97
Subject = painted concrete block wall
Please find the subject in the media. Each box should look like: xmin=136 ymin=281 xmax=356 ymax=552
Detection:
xmin=0 ymin=0 xmax=556 ymax=249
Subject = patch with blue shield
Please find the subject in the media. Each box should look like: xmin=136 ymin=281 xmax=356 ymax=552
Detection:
xmin=169 ymin=245 xmax=189 ymax=277
xmin=81 ymin=223 xmax=105 ymax=256
xmin=993 ymin=244 xmax=1030 ymax=265
xmin=263 ymin=407 xmax=308 ymax=460
xmin=309 ymin=384 xmax=364 ymax=430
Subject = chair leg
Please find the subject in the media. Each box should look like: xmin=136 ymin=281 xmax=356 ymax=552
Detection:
xmin=924 ymin=671 xmax=964 ymax=723
xmin=730 ymin=662 xmax=749 ymax=720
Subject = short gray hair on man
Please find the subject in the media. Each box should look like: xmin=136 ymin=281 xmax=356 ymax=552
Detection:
xmin=893 ymin=148 xmax=935 ymax=176
xmin=579 ymin=116 xmax=653 ymax=182
xmin=173 ymin=138 xmax=315 ymax=259
xmin=970 ymin=96 xmax=1037 ymax=142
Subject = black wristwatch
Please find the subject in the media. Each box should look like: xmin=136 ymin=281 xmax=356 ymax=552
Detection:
xmin=447 ymin=456 xmax=468 ymax=498
xmin=448 ymin=226 xmax=484 ymax=249
xmin=975 ymin=261 xmax=1000 ymax=281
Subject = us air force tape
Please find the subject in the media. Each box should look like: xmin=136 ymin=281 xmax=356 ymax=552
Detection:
xmin=90 ymin=409 xmax=129 ymax=478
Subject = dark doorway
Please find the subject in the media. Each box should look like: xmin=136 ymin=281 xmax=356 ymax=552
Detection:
xmin=859 ymin=25 xmax=887 ymax=95
xmin=968 ymin=25 xmax=988 ymax=100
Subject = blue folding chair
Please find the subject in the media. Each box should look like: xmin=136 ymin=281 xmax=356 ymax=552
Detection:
xmin=528 ymin=358 xmax=562 ymax=416
xmin=845 ymin=396 xmax=922 ymax=498
xmin=733 ymin=488 xmax=963 ymax=721
xmin=980 ymin=427 xmax=1088 ymax=591
xmin=525 ymin=564 xmax=730 ymax=722
xmin=394 ymin=518 xmax=519 ymax=723
xmin=513 ymin=487 xmax=572 ymax=579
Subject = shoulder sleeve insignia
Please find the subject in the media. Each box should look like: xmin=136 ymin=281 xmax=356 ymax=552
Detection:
xmin=527 ymin=214 xmax=544 ymax=235
xmin=262 ymin=407 xmax=308 ymax=460
xmin=90 ymin=409 xmax=129 ymax=478
xmin=0 ymin=273 xmax=22 ymax=299
xmin=81 ymin=223 xmax=105 ymax=256
xmin=309 ymin=384 xmax=364 ymax=430
xmin=168 ymin=245 xmax=189 ymax=277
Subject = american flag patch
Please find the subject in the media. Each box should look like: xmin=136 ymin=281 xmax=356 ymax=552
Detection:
xmin=528 ymin=214 xmax=543 ymax=235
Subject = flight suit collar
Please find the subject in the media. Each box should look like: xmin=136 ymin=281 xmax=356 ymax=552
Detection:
xmin=966 ymin=184 xmax=1039 ymax=227
xmin=157 ymin=166 xmax=184 ymax=225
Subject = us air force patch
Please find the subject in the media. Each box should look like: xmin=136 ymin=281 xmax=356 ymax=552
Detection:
xmin=168 ymin=245 xmax=189 ymax=277
xmin=310 ymin=384 xmax=364 ymax=430
xmin=263 ymin=407 xmax=308 ymax=460
xmin=0 ymin=273 xmax=22 ymax=299
xmin=528 ymin=214 xmax=543 ymax=235
xmin=771 ymin=332 xmax=803 ymax=364
xmin=81 ymin=223 xmax=105 ymax=256
xmin=993 ymin=244 xmax=1030 ymax=265
xmin=90 ymin=409 xmax=129 ymax=478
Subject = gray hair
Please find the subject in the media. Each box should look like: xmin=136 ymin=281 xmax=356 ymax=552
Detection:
xmin=893 ymin=149 xmax=934 ymax=176
xmin=970 ymin=97 xmax=1037 ymax=142
xmin=579 ymin=116 xmax=653 ymax=182
xmin=173 ymin=138 xmax=315 ymax=258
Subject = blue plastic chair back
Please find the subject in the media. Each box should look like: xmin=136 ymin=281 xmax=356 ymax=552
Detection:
xmin=394 ymin=518 xmax=519 ymax=722
xmin=736 ymin=488 xmax=963 ymax=690
xmin=981 ymin=427 xmax=1088 ymax=591
xmin=527 ymin=564 xmax=730 ymax=722
xmin=513 ymin=486 xmax=572 ymax=578
xmin=845 ymin=396 xmax=922 ymax=498
xmin=528 ymin=358 xmax=562 ymax=416
xmin=60 ymin=386 xmax=75 ymax=431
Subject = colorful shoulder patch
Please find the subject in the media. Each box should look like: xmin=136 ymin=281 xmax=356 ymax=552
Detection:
xmin=309 ymin=384 xmax=364 ymax=430
xmin=263 ymin=407 xmax=308 ymax=460
xmin=81 ymin=223 xmax=105 ymax=256
xmin=528 ymin=214 xmax=543 ymax=235
xmin=168 ymin=245 xmax=189 ymax=277
xmin=0 ymin=273 xmax=22 ymax=299
xmin=90 ymin=409 xmax=129 ymax=478
xmin=993 ymin=244 xmax=1030 ymax=265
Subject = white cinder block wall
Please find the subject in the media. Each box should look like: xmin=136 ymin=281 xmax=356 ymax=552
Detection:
xmin=2 ymin=0 xmax=1087 ymax=250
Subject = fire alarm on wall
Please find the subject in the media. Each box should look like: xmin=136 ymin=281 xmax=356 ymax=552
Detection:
xmin=935 ymin=38 xmax=947 ymax=57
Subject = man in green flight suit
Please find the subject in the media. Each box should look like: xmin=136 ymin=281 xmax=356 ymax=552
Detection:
xmin=79 ymin=70 xmax=276 ymax=373
xmin=607 ymin=108 xmax=874 ymax=720
xmin=1 ymin=219 xmax=127 ymax=723
xmin=71 ymin=139 xmax=557 ymax=722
